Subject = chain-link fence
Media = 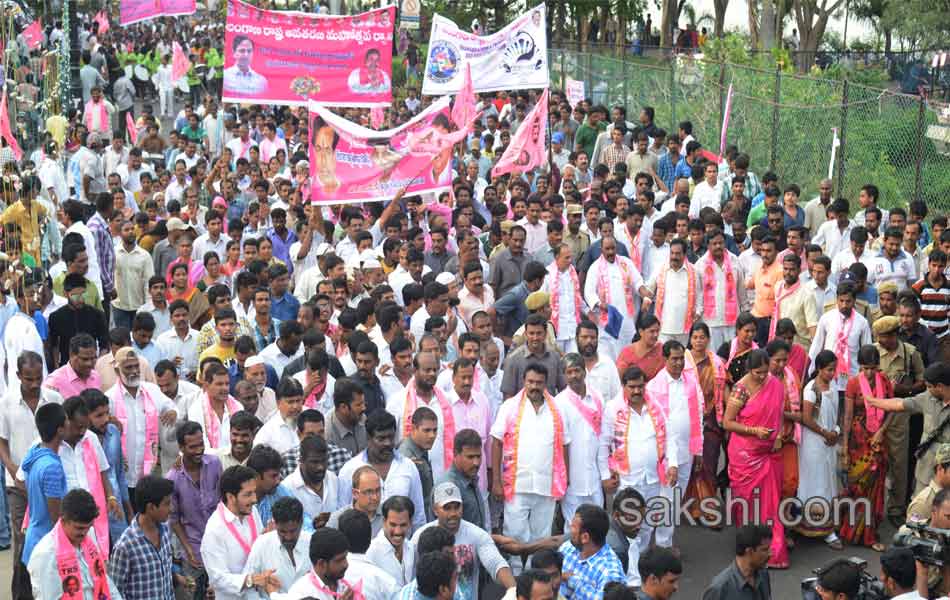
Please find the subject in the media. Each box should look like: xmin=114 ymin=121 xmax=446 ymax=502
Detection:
xmin=550 ymin=48 xmax=950 ymax=213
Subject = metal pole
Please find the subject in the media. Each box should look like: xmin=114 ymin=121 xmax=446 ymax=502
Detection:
xmin=622 ymin=53 xmax=628 ymax=110
xmin=914 ymin=94 xmax=925 ymax=202
xmin=770 ymin=66 xmax=781 ymax=171
xmin=670 ymin=58 xmax=676 ymax=127
xmin=836 ymin=78 xmax=849 ymax=196
xmin=560 ymin=50 xmax=565 ymax=89
xmin=719 ymin=62 xmax=726 ymax=141
xmin=68 ymin=0 xmax=82 ymax=110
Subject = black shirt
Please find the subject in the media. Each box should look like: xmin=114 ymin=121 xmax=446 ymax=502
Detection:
xmin=48 ymin=304 xmax=109 ymax=366
xmin=702 ymin=561 xmax=772 ymax=600
xmin=354 ymin=373 xmax=386 ymax=415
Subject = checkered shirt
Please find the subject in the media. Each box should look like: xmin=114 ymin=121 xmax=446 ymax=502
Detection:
xmin=109 ymin=517 xmax=175 ymax=600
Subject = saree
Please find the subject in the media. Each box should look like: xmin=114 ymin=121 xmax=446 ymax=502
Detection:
xmin=727 ymin=375 xmax=788 ymax=567
xmin=837 ymin=374 xmax=891 ymax=547
xmin=796 ymin=379 xmax=839 ymax=538
xmin=684 ymin=351 xmax=727 ymax=519
xmin=787 ymin=343 xmax=810 ymax=383
xmin=616 ymin=342 xmax=665 ymax=382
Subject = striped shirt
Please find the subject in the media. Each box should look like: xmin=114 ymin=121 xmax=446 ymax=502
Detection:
xmin=912 ymin=276 xmax=950 ymax=338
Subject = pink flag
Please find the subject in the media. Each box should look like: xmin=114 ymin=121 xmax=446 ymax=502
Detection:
xmin=171 ymin=42 xmax=191 ymax=82
xmin=0 ymin=87 xmax=22 ymax=161
xmin=94 ymin=11 xmax=110 ymax=33
xmin=450 ymin=63 xmax=477 ymax=131
xmin=718 ymin=83 xmax=734 ymax=159
xmin=492 ymin=88 xmax=548 ymax=178
xmin=21 ymin=20 xmax=42 ymax=50
xmin=126 ymin=113 xmax=138 ymax=145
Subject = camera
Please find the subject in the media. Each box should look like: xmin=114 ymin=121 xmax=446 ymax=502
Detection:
xmin=801 ymin=557 xmax=886 ymax=600
xmin=893 ymin=521 xmax=950 ymax=567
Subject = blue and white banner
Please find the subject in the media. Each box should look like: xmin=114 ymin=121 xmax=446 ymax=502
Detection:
xmin=422 ymin=4 xmax=548 ymax=95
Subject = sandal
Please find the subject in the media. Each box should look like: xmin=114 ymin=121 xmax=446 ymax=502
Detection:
xmin=827 ymin=538 xmax=844 ymax=551
xmin=871 ymin=542 xmax=886 ymax=552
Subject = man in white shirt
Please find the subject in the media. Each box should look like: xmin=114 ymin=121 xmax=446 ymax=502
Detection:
xmin=193 ymin=212 xmax=228 ymax=263
xmin=808 ymin=283 xmax=873 ymax=392
xmin=490 ymin=364 xmax=572 ymax=571
xmin=201 ymin=464 xmax=281 ymax=600
xmin=157 ymin=300 xmax=199 ymax=382
xmin=259 ymin=321 xmax=305 ymax=379
xmin=584 ymin=236 xmax=648 ymax=360
xmin=336 ymin=411 xmax=427 ymax=531
xmin=517 ymin=198 xmax=548 ymax=256
xmin=285 ymin=526 xmax=357 ymax=599
xmin=154 ymin=360 xmax=202 ymax=473
xmin=644 ymin=239 xmax=703 ymax=345
xmin=0 ymin=352 xmax=62 ymax=594
xmin=243 ymin=495 xmax=312 ymax=594
xmin=338 ymin=508 xmax=400 ymax=600
xmin=869 ymin=227 xmax=918 ymax=293
xmin=284 ymin=432 xmax=340 ymax=523
xmin=813 ymin=198 xmax=855 ymax=259
xmin=599 ymin=366 xmax=678 ymax=586
xmin=103 ymin=136 xmax=128 ymax=178
xmin=254 ymin=378 xmax=305 ymax=455
xmin=366 ymin=495 xmax=416 ymax=586
xmin=806 ymin=255 xmax=837 ymax=315
xmin=106 ymin=347 xmax=178 ymax=488
xmin=698 ymin=230 xmax=748 ymax=351
xmin=555 ymin=353 xmax=606 ymax=530
xmin=689 ymin=162 xmax=722 ymax=218
xmin=26 ymin=489 xmax=123 ymax=600
xmin=641 ymin=220 xmax=671 ymax=284
xmin=541 ymin=244 xmax=587 ymax=353
xmin=831 ymin=226 xmax=877 ymax=285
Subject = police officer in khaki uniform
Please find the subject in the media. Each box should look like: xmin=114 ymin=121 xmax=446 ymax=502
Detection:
xmin=863 ymin=362 xmax=950 ymax=496
xmin=875 ymin=315 xmax=926 ymax=524
xmin=906 ymin=443 xmax=950 ymax=525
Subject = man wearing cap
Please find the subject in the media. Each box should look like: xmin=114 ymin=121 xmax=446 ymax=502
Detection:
xmin=563 ymin=205 xmax=590 ymax=264
xmin=875 ymin=314 xmax=926 ymax=524
xmin=906 ymin=443 xmax=950 ymax=525
xmin=153 ymin=218 xmax=195 ymax=279
xmin=511 ymin=292 xmax=557 ymax=351
xmin=551 ymin=132 xmax=570 ymax=171
xmin=412 ymin=481 xmax=515 ymax=599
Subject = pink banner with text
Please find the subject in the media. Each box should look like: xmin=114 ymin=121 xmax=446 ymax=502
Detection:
xmin=309 ymin=96 xmax=456 ymax=204
xmin=120 ymin=0 xmax=196 ymax=25
xmin=224 ymin=0 xmax=394 ymax=108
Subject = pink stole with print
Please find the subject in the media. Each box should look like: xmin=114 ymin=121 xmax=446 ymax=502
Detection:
xmin=112 ymin=383 xmax=159 ymax=477
xmin=647 ymin=368 xmax=703 ymax=456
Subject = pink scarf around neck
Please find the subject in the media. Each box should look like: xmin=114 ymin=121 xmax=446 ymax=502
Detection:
xmin=113 ymin=382 xmax=159 ymax=478
xmin=648 ymin=368 xmax=704 ymax=456
xmin=84 ymin=99 xmax=108 ymax=132
xmin=547 ymin=263 xmax=583 ymax=336
xmin=703 ymin=253 xmax=738 ymax=325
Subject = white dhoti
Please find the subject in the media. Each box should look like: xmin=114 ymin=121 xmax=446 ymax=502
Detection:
xmin=503 ymin=492 xmax=557 ymax=572
xmin=708 ymin=325 xmax=735 ymax=353
xmin=654 ymin=461 xmax=691 ymax=548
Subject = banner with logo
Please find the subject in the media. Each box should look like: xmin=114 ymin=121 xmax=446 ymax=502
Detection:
xmin=422 ymin=4 xmax=548 ymax=95
xmin=224 ymin=0 xmax=394 ymax=108
xmin=565 ymin=78 xmax=584 ymax=108
xmin=399 ymin=0 xmax=419 ymax=29
xmin=120 ymin=0 xmax=196 ymax=26
xmin=309 ymin=96 xmax=458 ymax=204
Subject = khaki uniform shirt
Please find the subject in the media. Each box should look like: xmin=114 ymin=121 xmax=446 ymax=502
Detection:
xmin=907 ymin=479 xmax=942 ymax=524
xmin=902 ymin=391 xmax=950 ymax=490
xmin=877 ymin=341 xmax=924 ymax=396
xmin=564 ymin=229 xmax=591 ymax=264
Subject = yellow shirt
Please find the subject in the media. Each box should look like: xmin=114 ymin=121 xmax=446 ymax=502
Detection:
xmin=198 ymin=343 xmax=236 ymax=368
xmin=45 ymin=115 xmax=69 ymax=147
xmin=52 ymin=273 xmax=103 ymax=312
xmin=1 ymin=201 xmax=47 ymax=259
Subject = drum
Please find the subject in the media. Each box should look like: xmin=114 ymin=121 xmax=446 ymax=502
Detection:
xmin=124 ymin=65 xmax=133 ymax=79
xmin=134 ymin=65 xmax=150 ymax=81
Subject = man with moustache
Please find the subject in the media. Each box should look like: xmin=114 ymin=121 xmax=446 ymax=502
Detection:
xmin=398 ymin=406 xmax=438 ymax=521
xmin=169 ymin=420 xmax=223 ymax=600
xmin=217 ymin=411 xmax=260 ymax=471
xmin=83 ymin=389 xmax=133 ymax=544
xmin=244 ymin=496 xmax=312 ymax=594
xmin=241 ymin=355 xmax=278 ymax=421
xmin=367 ymin=495 xmax=417 ymax=586
xmin=556 ymin=353 xmax=607 ymax=529
xmin=412 ymin=482 xmax=515 ymax=600
xmin=337 ymin=410 xmax=427 ymax=531
xmin=283 ymin=434 xmax=340 ymax=525
xmin=155 ymin=359 xmax=202 ymax=473
xmin=254 ymin=378 xmax=306 ymax=454
xmin=326 ymin=466 xmax=385 ymax=538
xmin=438 ymin=429 xmax=490 ymax=531
xmin=286 ymin=526 xmax=353 ymax=599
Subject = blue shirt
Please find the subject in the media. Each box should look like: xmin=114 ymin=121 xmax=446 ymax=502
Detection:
xmin=256 ymin=483 xmax=293 ymax=526
xmin=558 ymin=540 xmax=626 ymax=600
xmin=673 ymin=158 xmax=694 ymax=183
xmin=267 ymin=228 xmax=299 ymax=274
xmin=270 ymin=292 xmax=300 ymax=322
xmin=21 ymin=445 xmax=67 ymax=565
xmin=656 ymin=152 xmax=682 ymax=191
xmin=102 ymin=424 xmax=131 ymax=542
xmin=133 ymin=341 xmax=163 ymax=366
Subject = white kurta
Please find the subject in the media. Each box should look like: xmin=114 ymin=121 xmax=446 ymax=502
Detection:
xmin=243 ymin=530 xmax=312 ymax=594
xmin=647 ymin=264 xmax=704 ymax=337
xmin=366 ymin=530 xmax=415 ymax=587
xmin=4 ymin=312 xmax=46 ymax=392
xmin=555 ymin=387 xmax=605 ymax=497
xmin=542 ymin=266 xmax=585 ymax=342
xmin=186 ymin=394 xmax=235 ymax=451
xmin=797 ymin=379 xmax=839 ymax=502
xmin=584 ymin=256 xmax=643 ymax=359
xmin=27 ymin=530 xmax=122 ymax=600
xmin=200 ymin=505 xmax=264 ymax=600
xmin=107 ymin=381 xmax=176 ymax=486
xmin=386 ymin=384 xmax=450 ymax=479
xmin=808 ymin=309 xmax=872 ymax=391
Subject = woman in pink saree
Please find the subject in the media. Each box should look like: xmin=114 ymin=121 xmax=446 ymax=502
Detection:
xmin=722 ymin=348 xmax=789 ymax=569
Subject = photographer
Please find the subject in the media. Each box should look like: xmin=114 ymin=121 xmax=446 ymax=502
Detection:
xmin=909 ymin=488 xmax=950 ymax=598
xmin=863 ymin=363 xmax=950 ymax=497
xmin=814 ymin=560 xmax=861 ymax=600
xmin=880 ymin=547 xmax=923 ymax=599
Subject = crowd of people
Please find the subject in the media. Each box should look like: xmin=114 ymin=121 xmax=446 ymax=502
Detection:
xmin=5 ymin=7 xmax=950 ymax=600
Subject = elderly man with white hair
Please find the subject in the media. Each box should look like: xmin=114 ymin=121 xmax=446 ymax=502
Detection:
xmin=243 ymin=355 xmax=278 ymax=421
